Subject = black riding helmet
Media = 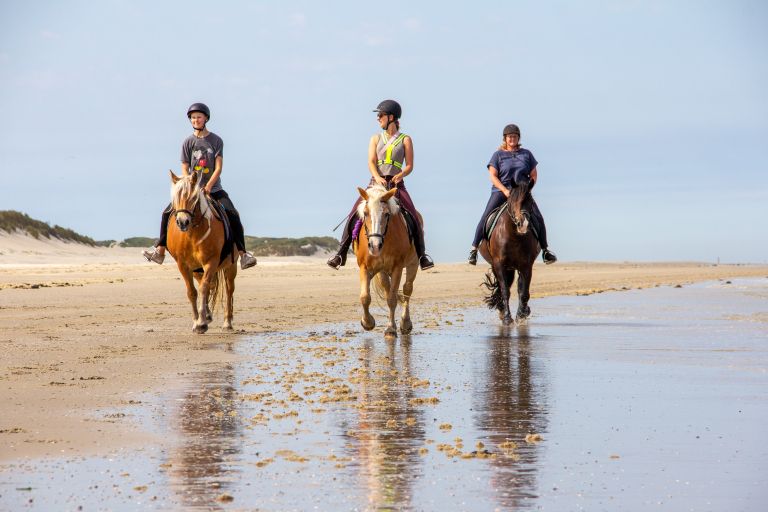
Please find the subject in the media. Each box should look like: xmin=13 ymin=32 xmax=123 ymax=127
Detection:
xmin=187 ymin=102 xmax=211 ymax=120
xmin=503 ymin=124 xmax=521 ymax=137
xmin=373 ymin=99 xmax=402 ymax=119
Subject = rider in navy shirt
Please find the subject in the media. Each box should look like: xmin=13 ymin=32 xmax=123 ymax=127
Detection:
xmin=468 ymin=123 xmax=557 ymax=265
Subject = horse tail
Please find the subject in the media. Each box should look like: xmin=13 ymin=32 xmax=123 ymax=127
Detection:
xmin=372 ymin=271 xmax=391 ymax=302
xmin=482 ymin=270 xmax=505 ymax=313
xmin=206 ymin=269 xmax=225 ymax=315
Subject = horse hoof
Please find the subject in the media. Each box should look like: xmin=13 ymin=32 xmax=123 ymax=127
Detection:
xmin=361 ymin=317 xmax=375 ymax=331
xmin=222 ymin=323 xmax=233 ymax=331
xmin=384 ymin=327 xmax=398 ymax=338
xmin=206 ymin=314 xmax=213 ymax=322
xmin=515 ymin=316 xmax=529 ymax=326
xmin=193 ymin=324 xmax=208 ymax=334
xmin=401 ymin=321 xmax=413 ymax=335
xmin=502 ymin=316 xmax=514 ymax=326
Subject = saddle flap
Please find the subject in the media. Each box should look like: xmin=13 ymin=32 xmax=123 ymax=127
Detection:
xmin=484 ymin=203 xmax=508 ymax=240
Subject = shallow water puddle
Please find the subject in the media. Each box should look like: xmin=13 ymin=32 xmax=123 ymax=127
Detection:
xmin=2 ymin=278 xmax=767 ymax=510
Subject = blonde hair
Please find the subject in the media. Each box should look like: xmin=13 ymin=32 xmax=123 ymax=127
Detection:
xmin=498 ymin=139 xmax=522 ymax=151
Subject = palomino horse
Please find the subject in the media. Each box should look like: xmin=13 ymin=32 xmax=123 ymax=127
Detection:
xmin=478 ymin=175 xmax=540 ymax=325
xmin=166 ymin=171 xmax=237 ymax=333
xmin=355 ymin=184 xmax=419 ymax=338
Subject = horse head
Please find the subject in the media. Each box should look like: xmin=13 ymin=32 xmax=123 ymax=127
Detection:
xmin=507 ymin=172 xmax=533 ymax=235
xmin=170 ymin=170 xmax=202 ymax=232
xmin=357 ymin=185 xmax=398 ymax=257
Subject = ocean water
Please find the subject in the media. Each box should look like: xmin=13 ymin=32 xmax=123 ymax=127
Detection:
xmin=1 ymin=278 xmax=766 ymax=511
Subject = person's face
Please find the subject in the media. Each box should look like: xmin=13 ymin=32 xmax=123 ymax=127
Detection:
xmin=189 ymin=112 xmax=208 ymax=130
xmin=504 ymin=133 xmax=520 ymax=148
xmin=377 ymin=111 xmax=392 ymax=128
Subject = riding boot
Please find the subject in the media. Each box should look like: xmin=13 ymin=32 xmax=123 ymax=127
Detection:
xmin=529 ymin=202 xmax=557 ymax=264
xmin=412 ymin=225 xmax=434 ymax=271
xmin=156 ymin=203 xmax=172 ymax=248
xmin=327 ymin=215 xmax=356 ymax=269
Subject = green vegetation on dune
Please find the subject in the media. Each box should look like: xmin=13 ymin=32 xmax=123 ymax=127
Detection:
xmin=0 ymin=210 xmax=99 ymax=246
xmin=1 ymin=210 xmax=338 ymax=256
xmin=245 ymin=236 xmax=338 ymax=256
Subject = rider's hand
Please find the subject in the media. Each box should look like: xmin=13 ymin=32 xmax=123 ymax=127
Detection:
xmin=375 ymin=176 xmax=387 ymax=186
xmin=392 ymin=172 xmax=404 ymax=184
xmin=502 ymin=188 xmax=511 ymax=198
xmin=204 ymin=183 xmax=213 ymax=195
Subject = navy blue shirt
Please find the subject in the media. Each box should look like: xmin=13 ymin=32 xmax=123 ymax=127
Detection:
xmin=487 ymin=148 xmax=538 ymax=192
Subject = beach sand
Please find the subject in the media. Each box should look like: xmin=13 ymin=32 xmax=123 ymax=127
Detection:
xmin=1 ymin=233 xmax=767 ymax=461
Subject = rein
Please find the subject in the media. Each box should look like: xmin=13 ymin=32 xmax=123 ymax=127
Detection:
xmin=173 ymin=189 xmax=213 ymax=243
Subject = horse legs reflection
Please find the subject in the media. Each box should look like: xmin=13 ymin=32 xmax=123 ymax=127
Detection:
xmin=345 ymin=335 xmax=425 ymax=510
xmin=475 ymin=326 xmax=549 ymax=508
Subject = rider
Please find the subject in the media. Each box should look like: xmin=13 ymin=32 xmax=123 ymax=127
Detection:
xmin=142 ymin=103 xmax=258 ymax=270
xmin=327 ymin=100 xmax=435 ymax=271
xmin=468 ymin=123 xmax=557 ymax=266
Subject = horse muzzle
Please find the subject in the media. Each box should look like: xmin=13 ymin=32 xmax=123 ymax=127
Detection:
xmin=367 ymin=234 xmax=384 ymax=256
xmin=176 ymin=212 xmax=192 ymax=232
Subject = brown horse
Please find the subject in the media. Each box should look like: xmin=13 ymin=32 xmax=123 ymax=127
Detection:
xmin=166 ymin=171 xmax=237 ymax=333
xmin=355 ymin=184 xmax=419 ymax=338
xmin=478 ymin=176 xmax=540 ymax=325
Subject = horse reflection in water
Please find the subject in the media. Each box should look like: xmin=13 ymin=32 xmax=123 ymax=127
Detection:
xmin=165 ymin=344 xmax=243 ymax=509
xmin=344 ymin=336 xmax=426 ymax=509
xmin=475 ymin=327 xmax=549 ymax=509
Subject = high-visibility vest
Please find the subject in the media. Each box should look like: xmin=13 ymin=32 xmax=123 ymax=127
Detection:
xmin=376 ymin=132 xmax=407 ymax=175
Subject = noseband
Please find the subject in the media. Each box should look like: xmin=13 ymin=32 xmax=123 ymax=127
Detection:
xmin=507 ymin=205 xmax=529 ymax=230
xmin=364 ymin=211 xmax=391 ymax=243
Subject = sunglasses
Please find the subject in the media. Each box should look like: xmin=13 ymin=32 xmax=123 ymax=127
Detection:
xmin=377 ymin=112 xmax=388 ymax=119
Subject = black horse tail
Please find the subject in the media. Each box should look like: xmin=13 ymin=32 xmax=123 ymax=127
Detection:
xmin=482 ymin=271 xmax=505 ymax=313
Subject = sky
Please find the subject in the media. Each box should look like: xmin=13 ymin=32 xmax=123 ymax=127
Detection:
xmin=1 ymin=0 xmax=766 ymax=263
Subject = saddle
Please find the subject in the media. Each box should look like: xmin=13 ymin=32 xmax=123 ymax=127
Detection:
xmin=205 ymin=195 xmax=236 ymax=266
xmin=484 ymin=203 xmax=539 ymax=240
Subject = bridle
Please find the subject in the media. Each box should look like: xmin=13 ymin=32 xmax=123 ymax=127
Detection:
xmin=507 ymin=206 xmax=529 ymax=231
xmin=364 ymin=209 xmax=391 ymax=243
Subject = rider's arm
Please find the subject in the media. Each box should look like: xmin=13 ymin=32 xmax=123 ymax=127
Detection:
xmin=488 ymin=166 xmax=510 ymax=198
xmin=531 ymin=166 xmax=538 ymax=183
xmin=181 ymin=162 xmax=190 ymax=176
xmin=368 ymin=135 xmax=387 ymax=185
xmin=204 ymin=155 xmax=223 ymax=194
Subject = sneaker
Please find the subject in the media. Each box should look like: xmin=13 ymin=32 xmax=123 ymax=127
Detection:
xmin=419 ymin=254 xmax=435 ymax=271
xmin=543 ymin=249 xmax=557 ymax=265
xmin=468 ymin=249 xmax=478 ymax=266
xmin=142 ymin=247 xmax=165 ymax=264
xmin=240 ymin=251 xmax=257 ymax=270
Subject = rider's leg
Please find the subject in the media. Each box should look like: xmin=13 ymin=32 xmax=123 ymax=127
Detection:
xmin=143 ymin=204 xmax=172 ymax=264
xmin=395 ymin=184 xmax=433 ymax=270
xmin=529 ymin=198 xmax=557 ymax=264
xmin=327 ymin=202 xmax=361 ymax=269
xmin=469 ymin=191 xmax=506 ymax=265
xmin=211 ymin=191 xmax=257 ymax=269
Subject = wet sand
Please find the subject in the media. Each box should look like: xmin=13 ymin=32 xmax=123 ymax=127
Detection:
xmin=1 ymin=276 xmax=766 ymax=510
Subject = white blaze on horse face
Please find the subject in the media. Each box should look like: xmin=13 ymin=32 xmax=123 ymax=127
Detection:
xmin=367 ymin=203 xmax=387 ymax=256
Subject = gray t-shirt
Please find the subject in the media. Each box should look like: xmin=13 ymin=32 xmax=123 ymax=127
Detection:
xmin=181 ymin=132 xmax=224 ymax=193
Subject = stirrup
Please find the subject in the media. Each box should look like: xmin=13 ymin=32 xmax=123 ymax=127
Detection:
xmin=240 ymin=251 xmax=257 ymax=270
xmin=327 ymin=254 xmax=344 ymax=270
xmin=419 ymin=254 xmax=435 ymax=271
xmin=468 ymin=249 xmax=478 ymax=266
xmin=543 ymin=249 xmax=557 ymax=265
xmin=142 ymin=247 xmax=164 ymax=264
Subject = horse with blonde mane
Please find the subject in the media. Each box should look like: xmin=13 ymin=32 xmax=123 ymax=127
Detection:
xmin=166 ymin=170 xmax=237 ymax=333
xmin=355 ymin=184 xmax=419 ymax=338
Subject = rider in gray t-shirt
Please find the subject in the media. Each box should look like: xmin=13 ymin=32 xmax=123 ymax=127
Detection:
xmin=142 ymin=103 xmax=257 ymax=269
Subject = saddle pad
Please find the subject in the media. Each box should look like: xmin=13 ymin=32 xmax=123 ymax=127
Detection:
xmin=206 ymin=196 xmax=235 ymax=265
xmin=484 ymin=203 xmax=509 ymax=240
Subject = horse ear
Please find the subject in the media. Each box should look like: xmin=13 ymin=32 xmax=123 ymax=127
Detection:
xmin=170 ymin=170 xmax=180 ymax=184
xmin=190 ymin=171 xmax=199 ymax=186
xmin=382 ymin=188 xmax=397 ymax=201
xmin=357 ymin=187 xmax=369 ymax=200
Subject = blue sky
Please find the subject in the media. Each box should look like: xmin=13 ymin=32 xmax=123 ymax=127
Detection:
xmin=2 ymin=0 xmax=766 ymax=262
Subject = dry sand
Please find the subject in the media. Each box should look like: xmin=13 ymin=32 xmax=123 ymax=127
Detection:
xmin=1 ymin=233 xmax=766 ymax=461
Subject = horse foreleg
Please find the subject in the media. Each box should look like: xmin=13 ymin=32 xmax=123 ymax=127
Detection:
xmin=400 ymin=263 xmax=417 ymax=334
xmin=359 ymin=267 xmax=375 ymax=331
xmin=496 ymin=266 xmax=515 ymax=325
xmin=516 ymin=266 xmax=532 ymax=323
xmin=385 ymin=267 xmax=404 ymax=338
xmin=222 ymin=265 xmax=236 ymax=331
xmin=194 ymin=266 xmax=215 ymax=334
xmin=178 ymin=265 xmax=199 ymax=326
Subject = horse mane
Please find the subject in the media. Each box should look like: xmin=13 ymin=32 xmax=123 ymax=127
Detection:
xmin=508 ymin=181 xmax=531 ymax=207
xmin=356 ymin=184 xmax=400 ymax=219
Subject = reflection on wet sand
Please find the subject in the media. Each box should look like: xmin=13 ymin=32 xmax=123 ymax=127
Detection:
xmin=167 ymin=344 xmax=243 ymax=509
xmin=345 ymin=335 xmax=426 ymax=511
xmin=475 ymin=326 xmax=549 ymax=510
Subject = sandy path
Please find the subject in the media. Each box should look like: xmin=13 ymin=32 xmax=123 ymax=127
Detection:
xmin=1 ymin=252 xmax=766 ymax=461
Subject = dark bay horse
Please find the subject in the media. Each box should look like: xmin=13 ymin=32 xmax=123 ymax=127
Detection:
xmin=354 ymin=184 xmax=419 ymax=338
xmin=478 ymin=175 xmax=540 ymax=325
xmin=166 ymin=171 xmax=237 ymax=333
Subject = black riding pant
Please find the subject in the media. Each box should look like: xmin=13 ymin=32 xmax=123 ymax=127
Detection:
xmin=472 ymin=191 xmax=549 ymax=250
xmin=156 ymin=190 xmax=246 ymax=252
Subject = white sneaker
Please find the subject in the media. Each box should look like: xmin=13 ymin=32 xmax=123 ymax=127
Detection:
xmin=142 ymin=247 xmax=165 ymax=264
xmin=240 ymin=251 xmax=257 ymax=269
